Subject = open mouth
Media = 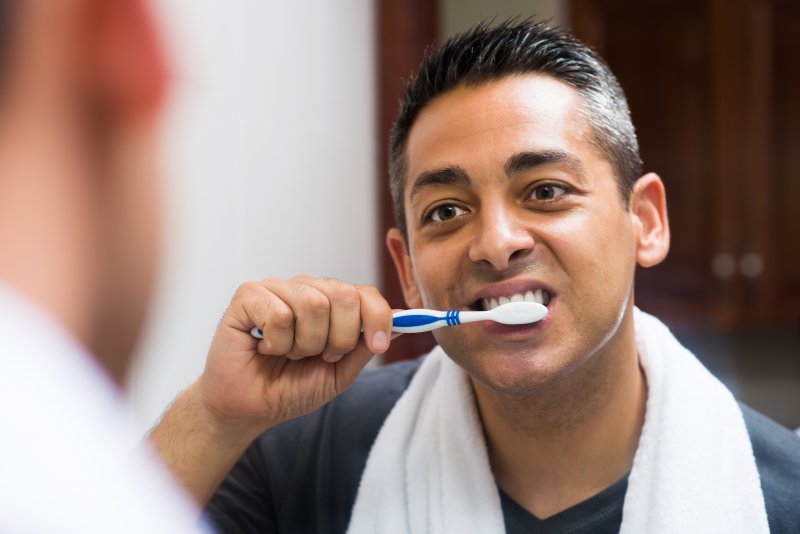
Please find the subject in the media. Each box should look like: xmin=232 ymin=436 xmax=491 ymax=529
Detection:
xmin=473 ymin=289 xmax=552 ymax=311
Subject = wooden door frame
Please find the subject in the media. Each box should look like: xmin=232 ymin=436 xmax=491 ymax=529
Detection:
xmin=377 ymin=0 xmax=438 ymax=362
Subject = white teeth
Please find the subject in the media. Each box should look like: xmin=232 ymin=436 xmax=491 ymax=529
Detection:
xmin=481 ymin=290 xmax=552 ymax=310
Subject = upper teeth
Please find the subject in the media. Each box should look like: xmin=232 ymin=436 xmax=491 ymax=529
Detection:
xmin=481 ymin=290 xmax=551 ymax=310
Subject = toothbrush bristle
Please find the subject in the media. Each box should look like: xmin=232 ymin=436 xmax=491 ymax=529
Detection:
xmin=493 ymin=301 xmax=548 ymax=325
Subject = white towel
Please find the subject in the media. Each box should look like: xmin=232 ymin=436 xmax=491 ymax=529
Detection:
xmin=347 ymin=308 xmax=769 ymax=534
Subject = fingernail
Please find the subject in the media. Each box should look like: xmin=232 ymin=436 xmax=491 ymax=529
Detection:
xmin=372 ymin=331 xmax=388 ymax=353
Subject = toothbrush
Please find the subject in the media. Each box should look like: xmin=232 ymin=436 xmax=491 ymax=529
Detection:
xmin=390 ymin=301 xmax=547 ymax=333
xmin=249 ymin=301 xmax=548 ymax=338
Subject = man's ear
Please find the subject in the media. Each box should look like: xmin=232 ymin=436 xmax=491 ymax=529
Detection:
xmin=630 ymin=172 xmax=670 ymax=267
xmin=386 ymin=228 xmax=423 ymax=308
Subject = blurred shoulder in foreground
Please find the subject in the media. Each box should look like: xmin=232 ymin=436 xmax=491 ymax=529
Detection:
xmin=0 ymin=0 xmax=207 ymax=531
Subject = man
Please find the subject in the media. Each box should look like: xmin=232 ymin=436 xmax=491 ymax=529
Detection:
xmin=0 ymin=0 xmax=206 ymax=531
xmin=151 ymin=20 xmax=800 ymax=533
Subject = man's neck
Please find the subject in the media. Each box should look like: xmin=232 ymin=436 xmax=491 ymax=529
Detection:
xmin=472 ymin=322 xmax=647 ymax=519
xmin=0 ymin=125 xmax=97 ymax=360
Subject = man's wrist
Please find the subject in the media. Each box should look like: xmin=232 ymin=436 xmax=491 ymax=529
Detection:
xmin=148 ymin=382 xmax=271 ymax=505
xmin=181 ymin=381 xmax=270 ymax=452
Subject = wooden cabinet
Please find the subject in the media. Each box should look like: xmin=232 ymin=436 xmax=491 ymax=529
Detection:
xmin=572 ymin=0 xmax=800 ymax=329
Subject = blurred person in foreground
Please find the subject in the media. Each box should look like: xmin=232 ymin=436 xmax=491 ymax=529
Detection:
xmin=150 ymin=20 xmax=800 ymax=534
xmin=0 ymin=0 xmax=207 ymax=531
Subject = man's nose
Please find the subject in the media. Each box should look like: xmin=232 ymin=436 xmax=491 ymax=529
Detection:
xmin=467 ymin=205 xmax=535 ymax=270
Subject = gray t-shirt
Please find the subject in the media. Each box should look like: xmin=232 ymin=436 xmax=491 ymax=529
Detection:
xmin=206 ymin=358 xmax=800 ymax=533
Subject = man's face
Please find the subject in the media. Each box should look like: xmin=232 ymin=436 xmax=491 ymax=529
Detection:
xmin=388 ymin=74 xmax=640 ymax=394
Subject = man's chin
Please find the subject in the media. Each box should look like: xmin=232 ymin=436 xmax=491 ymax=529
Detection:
xmin=443 ymin=343 xmax=575 ymax=397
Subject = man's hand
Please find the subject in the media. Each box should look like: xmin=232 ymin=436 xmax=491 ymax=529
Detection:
xmin=149 ymin=276 xmax=395 ymax=505
xmin=201 ymin=275 xmax=393 ymax=430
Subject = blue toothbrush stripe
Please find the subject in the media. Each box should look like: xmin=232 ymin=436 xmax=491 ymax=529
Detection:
xmin=393 ymin=314 xmax=445 ymax=328
xmin=442 ymin=310 xmax=460 ymax=326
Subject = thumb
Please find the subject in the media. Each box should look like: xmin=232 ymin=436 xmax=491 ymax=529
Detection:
xmin=332 ymin=337 xmax=378 ymax=391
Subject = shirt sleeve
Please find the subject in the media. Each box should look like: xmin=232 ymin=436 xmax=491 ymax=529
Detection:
xmin=740 ymin=403 xmax=800 ymax=534
xmin=205 ymin=440 xmax=276 ymax=533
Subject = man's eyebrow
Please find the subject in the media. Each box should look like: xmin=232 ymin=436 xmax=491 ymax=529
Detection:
xmin=504 ymin=150 xmax=586 ymax=177
xmin=408 ymin=166 xmax=472 ymax=201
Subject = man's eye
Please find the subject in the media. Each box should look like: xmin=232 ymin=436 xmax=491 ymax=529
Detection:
xmin=429 ymin=204 xmax=466 ymax=222
xmin=531 ymin=184 xmax=567 ymax=201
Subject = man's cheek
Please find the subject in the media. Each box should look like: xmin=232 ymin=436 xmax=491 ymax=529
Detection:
xmin=413 ymin=255 xmax=448 ymax=307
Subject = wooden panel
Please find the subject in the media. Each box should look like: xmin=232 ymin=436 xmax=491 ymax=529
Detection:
xmin=573 ymin=0 xmax=721 ymax=327
xmin=738 ymin=0 xmax=773 ymax=325
xmin=571 ymin=0 xmax=800 ymax=328
xmin=768 ymin=0 xmax=800 ymax=327
xmin=377 ymin=0 xmax=438 ymax=362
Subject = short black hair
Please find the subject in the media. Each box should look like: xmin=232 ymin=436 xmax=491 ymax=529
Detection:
xmin=389 ymin=18 xmax=642 ymax=240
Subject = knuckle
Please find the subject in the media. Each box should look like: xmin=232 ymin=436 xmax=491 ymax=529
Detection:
xmin=361 ymin=291 xmax=391 ymax=317
xmin=356 ymin=284 xmax=379 ymax=296
xmin=268 ymin=306 xmax=295 ymax=330
xmin=304 ymin=291 xmax=330 ymax=315
xmin=333 ymin=285 xmax=360 ymax=309
xmin=235 ymin=280 xmax=260 ymax=298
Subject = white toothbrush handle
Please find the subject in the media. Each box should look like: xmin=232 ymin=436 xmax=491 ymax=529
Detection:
xmin=454 ymin=310 xmax=491 ymax=324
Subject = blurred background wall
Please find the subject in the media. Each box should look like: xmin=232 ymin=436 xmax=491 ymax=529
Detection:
xmin=128 ymin=0 xmax=377 ymax=433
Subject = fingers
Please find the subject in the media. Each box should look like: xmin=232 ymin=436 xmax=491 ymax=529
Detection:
xmin=267 ymin=278 xmax=332 ymax=358
xmin=231 ymin=277 xmax=393 ymax=362
xmin=297 ymin=277 xmax=362 ymax=361
xmin=228 ymin=281 xmax=295 ymax=356
xmin=356 ymin=284 xmax=393 ymax=356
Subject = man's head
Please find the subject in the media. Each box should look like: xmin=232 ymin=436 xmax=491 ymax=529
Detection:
xmin=386 ymin=20 xmax=669 ymax=396
xmin=0 ymin=0 xmax=167 ymax=383
xmin=389 ymin=19 xmax=642 ymax=241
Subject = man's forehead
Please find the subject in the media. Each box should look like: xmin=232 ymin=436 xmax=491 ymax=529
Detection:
xmin=403 ymin=74 xmax=589 ymax=192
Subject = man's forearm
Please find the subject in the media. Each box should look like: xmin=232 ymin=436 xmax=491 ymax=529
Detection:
xmin=148 ymin=383 xmax=265 ymax=506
